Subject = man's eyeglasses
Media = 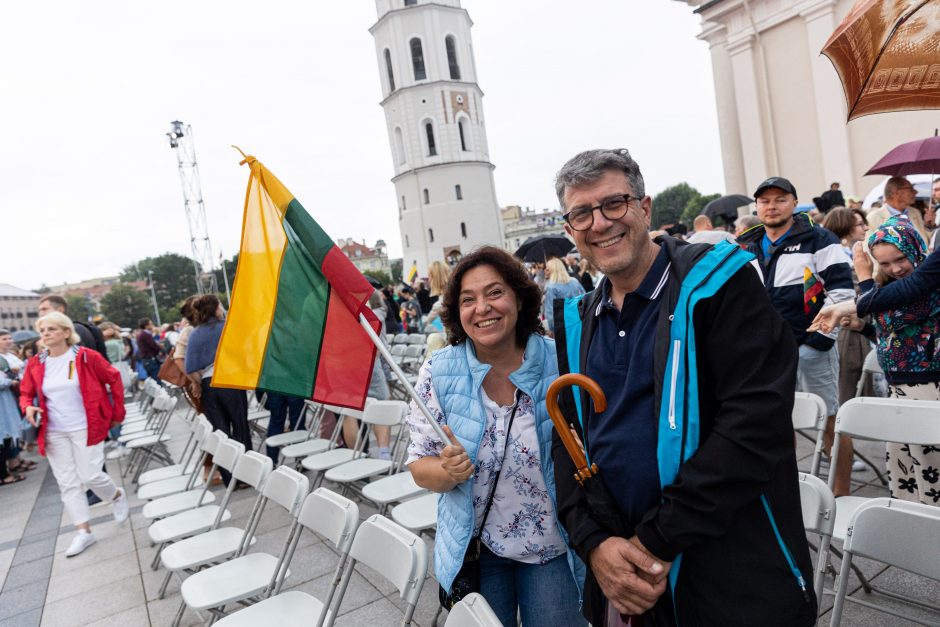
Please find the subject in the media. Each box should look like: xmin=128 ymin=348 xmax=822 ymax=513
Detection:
xmin=563 ymin=194 xmax=641 ymax=231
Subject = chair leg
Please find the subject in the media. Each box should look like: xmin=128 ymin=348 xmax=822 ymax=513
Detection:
xmin=829 ymin=550 xmax=854 ymax=626
xmin=158 ymin=570 xmax=173 ymax=599
xmin=150 ymin=542 xmax=166 ymax=570
xmin=171 ymin=600 xmax=186 ymax=627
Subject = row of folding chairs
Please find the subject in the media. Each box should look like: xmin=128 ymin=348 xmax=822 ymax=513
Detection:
xmin=797 ymin=396 xmax=940 ymax=625
xmin=386 ymin=332 xmax=429 ymax=346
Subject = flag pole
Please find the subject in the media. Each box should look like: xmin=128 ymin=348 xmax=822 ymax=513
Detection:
xmin=358 ymin=313 xmax=450 ymax=443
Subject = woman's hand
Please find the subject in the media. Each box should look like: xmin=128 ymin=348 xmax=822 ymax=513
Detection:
xmin=839 ymin=313 xmax=866 ymax=332
xmin=25 ymin=406 xmax=42 ymax=427
xmin=809 ymin=300 xmax=858 ymax=334
xmin=853 ymin=241 xmax=874 ymax=281
xmin=440 ymin=425 xmax=474 ymax=484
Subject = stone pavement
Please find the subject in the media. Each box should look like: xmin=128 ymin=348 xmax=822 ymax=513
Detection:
xmin=0 ymin=406 xmax=938 ymax=626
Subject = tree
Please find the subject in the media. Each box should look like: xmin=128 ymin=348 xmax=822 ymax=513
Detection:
xmin=121 ymin=253 xmax=200 ymax=317
xmin=681 ymin=192 xmax=722 ymax=225
xmin=100 ymin=284 xmax=153 ymax=328
xmin=390 ymin=259 xmax=403 ymax=284
xmin=651 ymin=183 xmax=701 ymax=228
xmin=363 ymin=269 xmax=392 ymax=286
xmin=64 ymin=294 xmax=94 ymax=323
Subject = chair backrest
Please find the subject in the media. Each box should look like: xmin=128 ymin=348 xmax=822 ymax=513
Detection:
xmin=792 ymin=392 xmax=825 ymax=430
xmin=404 ymin=345 xmax=425 ymax=360
xmin=835 ymin=397 xmax=940 ymax=445
xmin=844 ymin=498 xmax=940 ymax=580
xmin=298 ymin=488 xmax=359 ymax=554
xmin=407 ymin=333 xmax=426 ymax=345
xmin=393 ymin=333 xmax=409 ymax=344
xmin=861 ymin=349 xmax=882 ymax=374
xmin=798 ymin=473 xmax=835 ymax=536
xmin=232 ymin=451 xmax=274 ymax=488
xmin=361 ymin=400 xmax=408 ymax=427
xmin=261 ymin=465 xmax=310 ymax=515
xmin=339 ymin=404 xmax=365 ymax=421
xmin=444 ymin=593 xmax=503 ymax=627
xmin=212 ymin=439 xmax=246 ymax=473
xmin=390 ymin=344 xmax=408 ymax=357
xmin=201 ymin=431 xmax=226 ymax=456
xmin=347 ymin=515 xmax=428 ymax=605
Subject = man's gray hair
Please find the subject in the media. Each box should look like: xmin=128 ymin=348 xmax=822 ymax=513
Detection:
xmin=554 ymin=148 xmax=646 ymax=210
xmin=883 ymin=176 xmax=910 ymax=200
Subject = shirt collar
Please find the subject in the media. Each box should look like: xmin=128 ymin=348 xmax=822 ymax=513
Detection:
xmin=596 ymin=247 xmax=671 ymax=316
xmin=885 ymin=203 xmax=906 ymax=216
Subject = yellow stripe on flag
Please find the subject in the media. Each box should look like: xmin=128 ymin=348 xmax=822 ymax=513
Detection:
xmin=213 ymin=160 xmax=289 ymax=389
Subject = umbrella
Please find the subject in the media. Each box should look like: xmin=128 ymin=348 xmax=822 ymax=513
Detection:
xmin=822 ymin=0 xmax=940 ymax=121
xmin=11 ymin=330 xmax=38 ymax=344
xmin=513 ymin=234 xmax=574 ymax=263
xmin=702 ymin=194 xmax=751 ymax=222
xmin=865 ymin=131 xmax=940 ymax=176
xmin=365 ymin=275 xmax=383 ymax=289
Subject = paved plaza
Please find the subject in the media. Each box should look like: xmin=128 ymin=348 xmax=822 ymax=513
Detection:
xmin=0 ymin=406 xmax=938 ymax=627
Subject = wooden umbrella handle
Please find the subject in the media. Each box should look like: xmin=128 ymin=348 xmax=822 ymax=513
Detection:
xmin=546 ymin=373 xmax=607 ymax=484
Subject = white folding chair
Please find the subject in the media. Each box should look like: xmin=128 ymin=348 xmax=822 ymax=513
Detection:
xmin=406 ymin=333 xmax=426 ymax=345
xmin=361 ymin=470 xmax=428 ymax=516
xmin=829 ymin=498 xmax=940 ymax=626
xmin=301 ymin=405 xmax=371 ymax=489
xmin=278 ymin=403 xmax=347 ymax=466
xmin=792 ymin=392 xmax=827 ymax=477
xmin=330 ymin=514 xmax=429 ymax=627
xmin=138 ymin=416 xmax=212 ymax=485
xmin=798 ymin=472 xmax=835 ymax=611
xmin=160 ymin=451 xmax=274 ymax=603
xmin=402 ymin=345 xmax=425 ymax=372
xmin=213 ymin=488 xmax=360 ymax=627
xmin=854 ymin=349 xmax=883 ymax=398
xmin=393 ymin=333 xmax=410 ymax=345
xmin=136 ymin=423 xmax=217 ymax=500
xmin=391 ymin=492 xmax=438 ymax=535
xmin=124 ymin=396 xmax=181 ymax=482
xmin=147 ymin=439 xmax=246 ymax=575
xmin=176 ymin=466 xmax=310 ymax=626
xmin=141 ymin=431 xmax=224 ymax=521
xmin=263 ymin=401 xmax=322 ymax=451
xmin=444 ymin=592 xmax=502 ymax=627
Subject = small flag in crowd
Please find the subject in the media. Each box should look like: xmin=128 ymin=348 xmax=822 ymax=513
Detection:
xmin=212 ymin=152 xmax=381 ymax=410
xmin=407 ymin=262 xmax=418 ymax=284
xmin=802 ymin=267 xmax=825 ymax=314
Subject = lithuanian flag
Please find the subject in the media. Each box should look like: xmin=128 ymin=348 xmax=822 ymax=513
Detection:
xmin=212 ymin=153 xmax=381 ymax=410
xmin=802 ymin=267 xmax=824 ymax=314
xmin=407 ymin=262 xmax=418 ymax=284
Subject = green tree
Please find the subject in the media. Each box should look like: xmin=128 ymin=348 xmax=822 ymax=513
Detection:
xmin=100 ymin=284 xmax=153 ymax=328
xmin=363 ymin=269 xmax=392 ymax=286
xmin=651 ymin=183 xmax=701 ymax=228
xmin=65 ymin=294 xmax=94 ymax=323
xmin=681 ymin=192 xmax=722 ymax=225
xmin=121 ymin=253 xmax=200 ymax=316
xmin=390 ymin=259 xmax=403 ymax=284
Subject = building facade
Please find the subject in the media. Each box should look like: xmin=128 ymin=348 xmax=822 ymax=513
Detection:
xmin=371 ymin=0 xmax=504 ymax=275
xmin=501 ymin=205 xmax=568 ymax=252
xmin=680 ymin=0 xmax=938 ymax=203
xmin=0 ymin=284 xmax=41 ymax=333
xmin=338 ymin=238 xmax=391 ymax=274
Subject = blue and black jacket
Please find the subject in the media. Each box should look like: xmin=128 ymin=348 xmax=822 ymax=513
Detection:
xmin=552 ymin=236 xmax=816 ymax=626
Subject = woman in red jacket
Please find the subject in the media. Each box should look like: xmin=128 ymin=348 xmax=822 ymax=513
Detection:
xmin=20 ymin=312 xmax=129 ymax=557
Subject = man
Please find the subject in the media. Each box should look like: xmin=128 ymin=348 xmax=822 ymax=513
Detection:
xmin=819 ymin=182 xmax=845 ymax=213
xmin=927 ymin=178 xmax=939 ymax=252
xmin=397 ymin=287 xmax=422 ymax=333
xmin=684 ymin=215 xmax=735 ymax=245
xmin=38 ymin=295 xmax=109 ymax=361
xmin=734 ymin=213 xmax=761 ymax=236
xmin=136 ymin=318 xmax=165 ymax=383
xmin=866 ymin=176 xmax=927 ymax=241
xmin=738 ymin=177 xmax=856 ymax=496
xmin=551 ymin=149 xmax=815 ymax=626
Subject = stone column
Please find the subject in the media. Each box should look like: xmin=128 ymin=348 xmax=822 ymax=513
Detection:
xmin=700 ymin=22 xmax=747 ymax=195
xmin=727 ymin=34 xmax=770 ymax=190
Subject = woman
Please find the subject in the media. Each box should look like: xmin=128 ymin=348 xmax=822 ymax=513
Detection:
xmin=425 ymin=261 xmax=452 ymax=331
xmin=18 ymin=312 xmax=128 ymax=556
xmin=577 ymin=258 xmax=597 ymax=292
xmin=405 ymin=246 xmax=584 ymax=626
xmin=542 ymin=257 xmax=585 ymax=334
xmin=185 ymin=295 xmax=251 ymax=482
xmin=839 ymin=217 xmax=940 ymax=504
xmin=1 ymin=353 xmax=25 ymax=485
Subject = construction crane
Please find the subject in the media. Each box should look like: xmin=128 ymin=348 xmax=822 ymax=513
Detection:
xmin=167 ymin=120 xmax=218 ymax=295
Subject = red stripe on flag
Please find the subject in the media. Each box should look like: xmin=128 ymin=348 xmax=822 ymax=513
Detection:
xmin=321 ymin=246 xmax=375 ymax=320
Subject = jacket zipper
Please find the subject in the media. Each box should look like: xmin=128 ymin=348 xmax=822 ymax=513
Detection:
xmin=760 ymin=495 xmax=810 ymax=603
xmin=668 ymin=339 xmax=681 ymax=430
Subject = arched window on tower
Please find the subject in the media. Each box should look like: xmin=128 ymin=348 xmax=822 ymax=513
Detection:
xmin=423 ymin=188 xmax=430 ymax=204
xmin=445 ymin=35 xmax=461 ymax=80
xmin=394 ymin=127 xmax=405 ymax=165
xmin=460 ymin=222 xmax=467 ymax=238
xmin=404 ymin=0 xmax=417 ymax=5
xmin=424 ymin=122 xmax=437 ymax=156
xmin=457 ymin=118 xmax=469 ymax=151
xmin=384 ymin=49 xmax=395 ymax=92
xmin=410 ymin=38 xmax=426 ymax=81
xmin=455 ymin=184 xmax=462 ymax=200
xmin=428 ymin=228 xmax=434 ymax=242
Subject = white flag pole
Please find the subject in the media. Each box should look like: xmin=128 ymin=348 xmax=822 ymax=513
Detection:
xmin=359 ymin=313 xmax=450 ymax=443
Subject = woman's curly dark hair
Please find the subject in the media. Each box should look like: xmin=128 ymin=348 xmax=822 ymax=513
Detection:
xmin=440 ymin=246 xmax=544 ymax=347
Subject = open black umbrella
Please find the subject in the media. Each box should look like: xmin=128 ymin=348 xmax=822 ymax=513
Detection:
xmin=514 ymin=234 xmax=574 ymax=263
xmin=365 ymin=275 xmax=383 ymax=289
xmin=702 ymin=194 xmax=751 ymax=223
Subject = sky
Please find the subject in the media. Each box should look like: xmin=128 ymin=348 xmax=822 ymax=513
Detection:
xmin=1 ymin=0 xmax=723 ymax=290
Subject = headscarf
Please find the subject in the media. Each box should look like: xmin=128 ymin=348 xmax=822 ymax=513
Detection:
xmin=867 ymin=215 xmax=927 ymax=269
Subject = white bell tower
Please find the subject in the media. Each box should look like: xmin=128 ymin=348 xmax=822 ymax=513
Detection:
xmin=371 ymin=0 xmax=504 ymax=275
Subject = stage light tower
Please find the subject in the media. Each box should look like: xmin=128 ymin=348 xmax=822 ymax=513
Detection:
xmin=167 ymin=120 xmax=218 ymax=295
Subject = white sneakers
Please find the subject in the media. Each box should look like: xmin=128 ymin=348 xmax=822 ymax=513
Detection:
xmin=65 ymin=530 xmax=96 ymax=557
xmin=112 ymin=489 xmax=129 ymax=524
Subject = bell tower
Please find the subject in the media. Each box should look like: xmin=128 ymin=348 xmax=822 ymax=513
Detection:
xmin=371 ymin=0 xmax=504 ymax=274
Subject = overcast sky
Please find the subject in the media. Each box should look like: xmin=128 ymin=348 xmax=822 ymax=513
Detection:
xmin=1 ymin=0 xmax=723 ymax=290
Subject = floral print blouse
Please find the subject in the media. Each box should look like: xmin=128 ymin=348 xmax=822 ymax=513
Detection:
xmin=405 ymin=358 xmax=565 ymax=564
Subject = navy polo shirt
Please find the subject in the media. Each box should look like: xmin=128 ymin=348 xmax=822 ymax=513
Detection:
xmin=585 ymin=246 xmax=670 ymax=527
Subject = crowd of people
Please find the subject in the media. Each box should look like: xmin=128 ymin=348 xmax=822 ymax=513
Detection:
xmin=2 ymin=151 xmax=938 ymax=624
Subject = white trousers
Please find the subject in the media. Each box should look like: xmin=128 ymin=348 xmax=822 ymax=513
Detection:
xmin=45 ymin=429 xmax=118 ymax=526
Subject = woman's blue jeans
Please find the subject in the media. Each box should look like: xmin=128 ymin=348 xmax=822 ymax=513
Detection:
xmin=478 ymin=545 xmax=585 ymax=626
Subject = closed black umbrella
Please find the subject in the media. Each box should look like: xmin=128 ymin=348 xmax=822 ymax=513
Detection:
xmin=365 ymin=275 xmax=383 ymax=289
xmin=514 ymin=234 xmax=574 ymax=263
xmin=702 ymin=194 xmax=751 ymax=223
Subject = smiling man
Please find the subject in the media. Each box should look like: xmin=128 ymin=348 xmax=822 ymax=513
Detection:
xmin=550 ymin=149 xmax=815 ymax=626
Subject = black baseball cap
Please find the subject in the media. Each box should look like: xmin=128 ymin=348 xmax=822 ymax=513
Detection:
xmin=753 ymin=177 xmax=797 ymax=199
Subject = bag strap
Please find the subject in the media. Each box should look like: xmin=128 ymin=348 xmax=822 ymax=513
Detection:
xmin=476 ymin=390 xmax=521 ymax=536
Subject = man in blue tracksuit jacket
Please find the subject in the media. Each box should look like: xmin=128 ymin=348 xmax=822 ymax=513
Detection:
xmin=550 ymin=149 xmax=816 ymax=626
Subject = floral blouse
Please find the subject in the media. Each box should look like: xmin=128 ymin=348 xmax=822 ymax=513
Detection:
xmin=406 ymin=358 xmax=565 ymax=564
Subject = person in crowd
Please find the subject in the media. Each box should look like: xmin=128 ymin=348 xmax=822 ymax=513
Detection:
xmin=738 ymin=176 xmax=855 ymax=496
xmin=819 ymin=182 xmax=846 ymax=213
xmin=847 ymin=196 xmax=863 ymax=211
xmin=866 ymin=176 xmax=928 ymax=240
xmin=136 ymin=318 xmax=165 ymax=383
xmin=185 ymin=295 xmax=251 ymax=482
xmin=405 ymin=246 xmax=585 ymax=626
xmin=424 ymin=261 xmax=452 ymax=331
xmin=38 ymin=295 xmax=109 ymax=361
xmin=733 ymin=213 xmax=761 ymax=237
xmin=398 ymin=286 xmax=423 ymax=333
xmin=685 ymin=215 xmax=736 ymax=245
xmin=381 ymin=285 xmax=402 ymax=333
xmin=19 ymin=312 xmax=128 ymax=556
xmin=542 ymin=257 xmax=585 ymax=335
xmin=416 ymin=280 xmax=432 ymax=315
xmin=577 ymin=258 xmax=597 ymax=292
xmin=1 ymin=331 xmax=26 ymax=485
xmin=552 ymin=148 xmax=815 ymax=625
xmin=832 ymin=217 xmax=940 ymax=504
xmin=99 ymin=323 xmax=125 ymax=366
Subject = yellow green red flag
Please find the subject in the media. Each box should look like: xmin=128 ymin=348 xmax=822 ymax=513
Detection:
xmin=212 ymin=153 xmax=381 ymax=410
